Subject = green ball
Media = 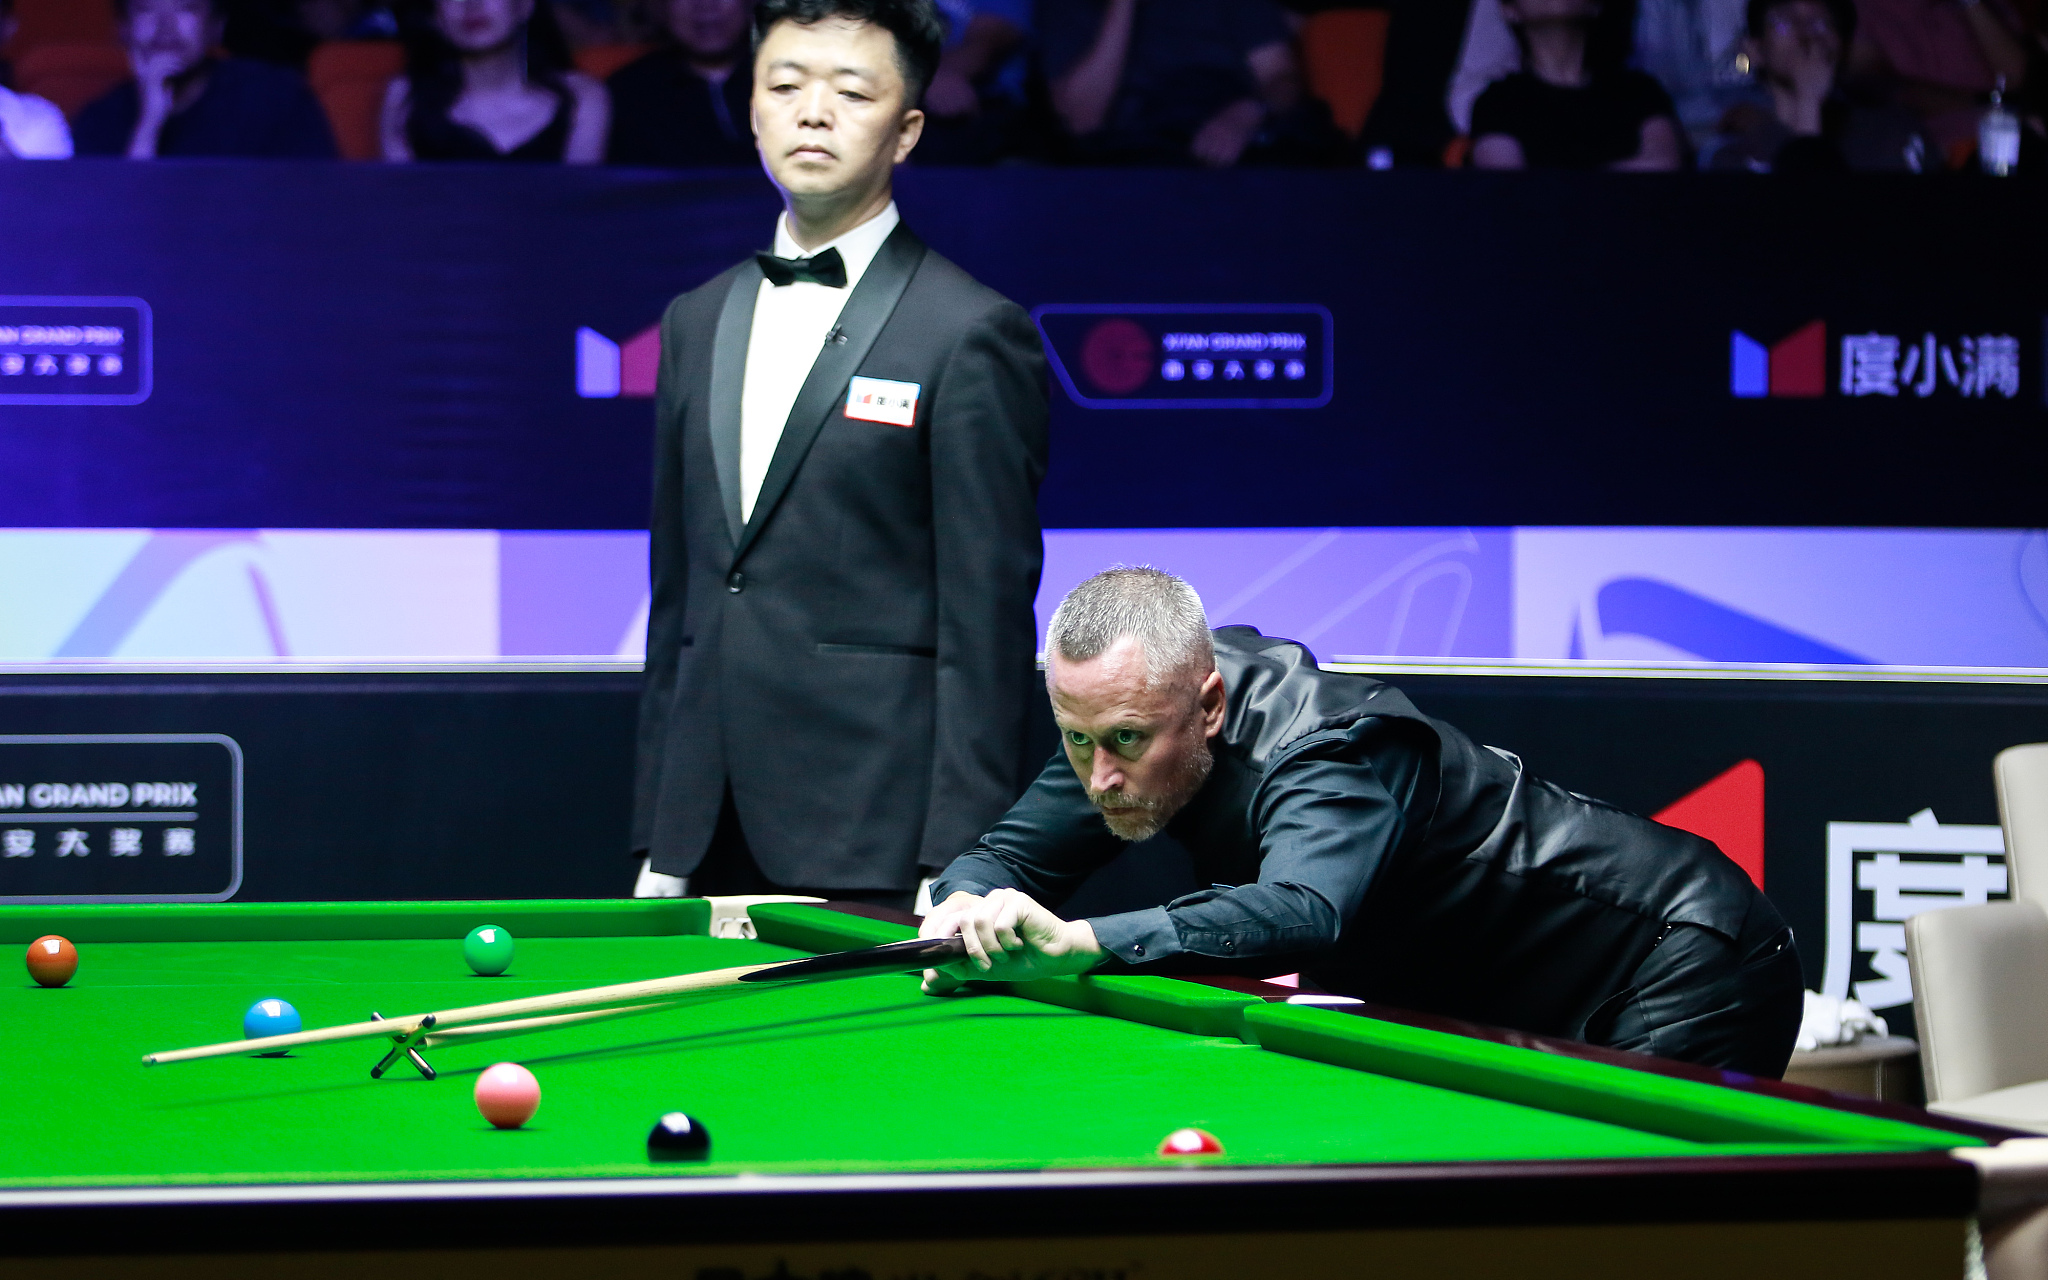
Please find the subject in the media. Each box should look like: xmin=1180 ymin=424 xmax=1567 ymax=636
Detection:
xmin=463 ymin=924 xmax=515 ymax=976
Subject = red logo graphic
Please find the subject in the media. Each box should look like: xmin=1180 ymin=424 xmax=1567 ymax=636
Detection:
xmin=1654 ymin=759 xmax=1765 ymax=888
xmin=1079 ymin=318 xmax=1155 ymax=395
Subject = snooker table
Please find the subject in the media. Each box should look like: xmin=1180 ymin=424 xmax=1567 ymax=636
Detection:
xmin=0 ymin=899 xmax=2029 ymax=1279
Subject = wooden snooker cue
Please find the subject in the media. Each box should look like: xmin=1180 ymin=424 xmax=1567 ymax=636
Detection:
xmin=141 ymin=934 xmax=966 ymax=1067
xmin=417 ymin=996 xmax=695 ymax=1047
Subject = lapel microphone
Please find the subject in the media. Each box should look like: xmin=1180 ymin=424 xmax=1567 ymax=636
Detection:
xmin=825 ymin=326 xmax=848 ymax=346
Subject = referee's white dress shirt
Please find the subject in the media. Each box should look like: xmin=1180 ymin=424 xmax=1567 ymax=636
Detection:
xmin=737 ymin=202 xmax=901 ymax=523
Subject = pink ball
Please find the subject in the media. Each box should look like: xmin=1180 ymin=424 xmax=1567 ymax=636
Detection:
xmin=474 ymin=1062 xmax=541 ymax=1129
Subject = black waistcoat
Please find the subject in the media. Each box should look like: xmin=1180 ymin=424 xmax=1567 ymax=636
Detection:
xmin=1179 ymin=627 xmax=1784 ymax=1038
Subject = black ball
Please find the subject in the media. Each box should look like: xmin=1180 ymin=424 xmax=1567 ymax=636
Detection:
xmin=647 ymin=1111 xmax=711 ymax=1161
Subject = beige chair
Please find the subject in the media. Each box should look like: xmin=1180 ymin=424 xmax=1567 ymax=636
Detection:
xmin=1907 ymin=899 xmax=2048 ymax=1132
xmin=1999 ymin=744 xmax=2048 ymax=907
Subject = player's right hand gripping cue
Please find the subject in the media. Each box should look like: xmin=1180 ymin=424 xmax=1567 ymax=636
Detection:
xmin=917 ymin=888 xmax=1105 ymax=995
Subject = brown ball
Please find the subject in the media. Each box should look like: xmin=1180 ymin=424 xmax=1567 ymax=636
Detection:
xmin=26 ymin=935 xmax=78 ymax=988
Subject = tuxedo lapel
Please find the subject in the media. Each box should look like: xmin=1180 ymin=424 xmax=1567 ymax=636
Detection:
xmin=706 ymin=264 xmax=758 ymax=548
xmin=731 ymin=224 xmax=926 ymax=566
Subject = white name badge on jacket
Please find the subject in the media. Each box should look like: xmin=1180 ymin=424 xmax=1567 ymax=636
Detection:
xmin=844 ymin=376 xmax=921 ymax=428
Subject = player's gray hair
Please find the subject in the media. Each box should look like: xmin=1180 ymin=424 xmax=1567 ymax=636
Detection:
xmin=1046 ymin=567 xmax=1214 ymax=688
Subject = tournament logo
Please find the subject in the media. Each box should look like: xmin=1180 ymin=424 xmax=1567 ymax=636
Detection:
xmin=1731 ymin=318 xmax=2024 ymax=400
xmin=1034 ymin=304 xmax=1332 ymax=409
xmin=575 ymin=323 xmax=661 ymax=399
xmin=0 ymin=296 xmax=152 ymax=406
xmin=1730 ymin=321 xmax=1825 ymax=398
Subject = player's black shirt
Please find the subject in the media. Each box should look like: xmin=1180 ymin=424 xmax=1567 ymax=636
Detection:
xmin=933 ymin=627 xmax=1787 ymax=1042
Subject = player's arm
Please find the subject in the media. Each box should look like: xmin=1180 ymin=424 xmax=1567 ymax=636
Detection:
xmin=918 ymin=300 xmax=1050 ymax=872
xmin=1087 ymin=736 xmax=1412 ymax=970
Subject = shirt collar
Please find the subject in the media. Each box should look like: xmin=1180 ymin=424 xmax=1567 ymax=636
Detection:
xmin=772 ymin=201 xmax=900 ymax=291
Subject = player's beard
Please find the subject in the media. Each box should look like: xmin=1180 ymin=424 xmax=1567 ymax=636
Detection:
xmin=1090 ymin=743 xmax=1214 ymax=843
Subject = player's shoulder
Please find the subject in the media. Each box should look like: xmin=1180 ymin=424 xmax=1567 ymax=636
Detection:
xmin=1214 ymin=626 xmax=1437 ymax=761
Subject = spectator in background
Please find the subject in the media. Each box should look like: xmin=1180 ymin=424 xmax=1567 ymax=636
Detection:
xmin=74 ymin=0 xmax=339 ymax=157
xmin=1449 ymin=0 xmax=1671 ymax=145
xmin=914 ymin=0 xmax=1031 ymax=163
xmin=0 ymin=0 xmax=74 ymax=157
xmin=1470 ymin=0 xmax=1683 ymax=166
xmin=1712 ymin=0 xmax=1933 ymax=168
xmin=1844 ymin=0 xmax=2028 ymax=156
xmin=382 ymin=0 xmax=609 ymax=162
xmin=1040 ymin=0 xmax=1347 ymax=166
xmin=606 ymin=0 xmax=755 ymax=166
xmin=1631 ymin=0 xmax=1755 ymax=157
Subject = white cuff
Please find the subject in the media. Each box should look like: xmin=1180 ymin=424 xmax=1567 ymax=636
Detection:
xmin=633 ymin=859 xmax=688 ymax=899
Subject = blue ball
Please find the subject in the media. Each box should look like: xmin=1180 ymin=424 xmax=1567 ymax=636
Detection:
xmin=244 ymin=997 xmax=301 ymax=1040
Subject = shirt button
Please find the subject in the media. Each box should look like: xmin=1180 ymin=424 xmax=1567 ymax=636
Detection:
xmin=1131 ymin=943 xmax=1144 ymax=957
xmin=1223 ymin=940 xmax=1235 ymax=952
xmin=726 ymin=571 xmax=745 ymax=594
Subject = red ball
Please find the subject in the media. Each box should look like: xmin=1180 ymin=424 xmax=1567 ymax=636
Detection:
xmin=474 ymin=1062 xmax=541 ymax=1129
xmin=1157 ymin=1127 xmax=1224 ymax=1157
xmin=25 ymin=936 xmax=78 ymax=988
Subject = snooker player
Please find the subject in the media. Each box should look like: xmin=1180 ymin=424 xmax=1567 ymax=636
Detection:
xmin=919 ymin=567 xmax=1805 ymax=1077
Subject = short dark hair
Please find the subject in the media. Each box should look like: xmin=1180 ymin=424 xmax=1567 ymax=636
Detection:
xmin=1745 ymin=0 xmax=1856 ymax=45
xmin=751 ymin=0 xmax=944 ymax=106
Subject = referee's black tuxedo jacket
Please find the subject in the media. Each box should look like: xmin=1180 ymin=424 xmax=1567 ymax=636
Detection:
xmin=632 ymin=221 xmax=1049 ymax=890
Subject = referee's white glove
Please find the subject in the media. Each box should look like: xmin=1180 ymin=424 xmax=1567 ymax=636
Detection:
xmin=632 ymin=857 xmax=687 ymax=899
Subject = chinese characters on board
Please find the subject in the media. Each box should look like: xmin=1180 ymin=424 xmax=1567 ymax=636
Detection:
xmin=1839 ymin=333 xmax=2021 ymax=399
xmin=1822 ymin=809 xmax=2008 ymax=1016
xmin=0 ymin=828 xmax=197 ymax=858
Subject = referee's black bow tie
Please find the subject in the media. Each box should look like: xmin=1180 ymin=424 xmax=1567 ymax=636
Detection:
xmin=756 ymin=247 xmax=847 ymax=288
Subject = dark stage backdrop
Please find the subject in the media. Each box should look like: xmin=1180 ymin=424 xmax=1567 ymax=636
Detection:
xmin=1 ymin=162 xmax=2044 ymax=530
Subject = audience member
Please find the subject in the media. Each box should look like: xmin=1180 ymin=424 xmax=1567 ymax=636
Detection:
xmin=1451 ymin=0 xmax=1524 ymax=135
xmin=382 ymin=0 xmax=609 ymax=162
xmin=606 ymin=0 xmax=754 ymax=166
xmin=1711 ymin=0 xmax=1932 ymax=168
xmin=1844 ymin=0 xmax=2028 ymax=154
xmin=74 ymin=0 xmax=340 ymax=158
xmin=914 ymin=0 xmax=1031 ymax=163
xmin=1470 ymin=0 xmax=1683 ymax=167
xmin=1451 ymin=0 xmax=1636 ymax=136
xmin=1040 ymin=0 xmax=1347 ymax=166
xmin=1632 ymin=0 xmax=1757 ymax=156
xmin=0 ymin=0 xmax=74 ymax=158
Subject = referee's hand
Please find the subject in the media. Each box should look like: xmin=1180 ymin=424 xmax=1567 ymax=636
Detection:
xmin=917 ymin=887 xmax=1102 ymax=994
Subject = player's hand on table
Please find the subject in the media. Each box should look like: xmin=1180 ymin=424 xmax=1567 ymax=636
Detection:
xmin=917 ymin=888 xmax=1102 ymax=994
